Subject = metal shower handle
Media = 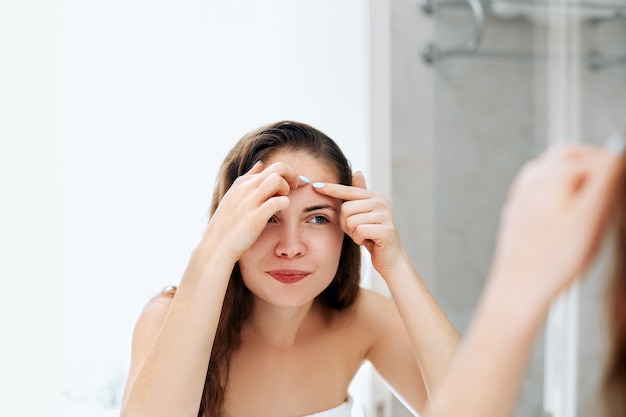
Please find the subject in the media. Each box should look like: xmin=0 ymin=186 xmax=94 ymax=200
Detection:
xmin=420 ymin=0 xmax=485 ymax=64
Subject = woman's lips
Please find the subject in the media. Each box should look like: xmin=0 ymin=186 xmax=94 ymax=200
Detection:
xmin=267 ymin=270 xmax=310 ymax=284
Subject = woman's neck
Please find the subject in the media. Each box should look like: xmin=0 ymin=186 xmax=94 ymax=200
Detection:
xmin=243 ymin=298 xmax=322 ymax=349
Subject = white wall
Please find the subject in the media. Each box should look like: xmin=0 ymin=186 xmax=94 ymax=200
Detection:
xmin=1 ymin=1 xmax=375 ymax=415
xmin=0 ymin=1 xmax=64 ymax=415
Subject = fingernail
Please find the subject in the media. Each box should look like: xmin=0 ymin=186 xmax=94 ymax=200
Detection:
xmin=299 ymin=175 xmax=310 ymax=184
xmin=312 ymin=182 xmax=325 ymax=189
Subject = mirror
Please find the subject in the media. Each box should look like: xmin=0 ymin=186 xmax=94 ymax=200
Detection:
xmin=6 ymin=1 xmax=624 ymax=416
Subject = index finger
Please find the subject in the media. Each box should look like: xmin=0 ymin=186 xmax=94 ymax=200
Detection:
xmin=312 ymin=181 xmax=371 ymax=201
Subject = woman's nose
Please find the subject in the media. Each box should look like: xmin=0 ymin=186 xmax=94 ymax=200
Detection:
xmin=275 ymin=224 xmax=306 ymax=258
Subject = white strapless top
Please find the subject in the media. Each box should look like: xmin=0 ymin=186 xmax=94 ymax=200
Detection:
xmin=301 ymin=396 xmax=353 ymax=417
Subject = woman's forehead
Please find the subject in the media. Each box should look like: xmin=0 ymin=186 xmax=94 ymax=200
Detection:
xmin=265 ymin=150 xmax=340 ymax=183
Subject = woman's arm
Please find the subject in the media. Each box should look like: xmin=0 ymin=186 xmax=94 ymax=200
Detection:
xmin=121 ymin=161 xmax=300 ymax=417
xmin=374 ymin=251 xmax=460 ymax=408
xmin=313 ymin=173 xmax=460 ymax=413
xmin=120 ymin=239 xmax=238 ymax=417
xmin=426 ymin=143 xmax=620 ymax=417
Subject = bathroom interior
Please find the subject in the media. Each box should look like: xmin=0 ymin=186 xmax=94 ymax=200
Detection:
xmin=4 ymin=1 xmax=626 ymax=416
xmin=390 ymin=0 xmax=626 ymax=416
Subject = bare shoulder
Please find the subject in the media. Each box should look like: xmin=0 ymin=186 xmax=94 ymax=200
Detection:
xmin=136 ymin=286 xmax=177 ymax=330
xmin=345 ymin=287 xmax=403 ymax=341
xmin=353 ymin=287 xmax=399 ymax=323
xmin=354 ymin=286 xmax=393 ymax=304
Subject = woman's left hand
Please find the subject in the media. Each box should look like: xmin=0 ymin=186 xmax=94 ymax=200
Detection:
xmin=312 ymin=172 xmax=405 ymax=278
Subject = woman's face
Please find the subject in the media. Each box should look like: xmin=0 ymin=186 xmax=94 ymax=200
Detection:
xmin=238 ymin=150 xmax=345 ymax=308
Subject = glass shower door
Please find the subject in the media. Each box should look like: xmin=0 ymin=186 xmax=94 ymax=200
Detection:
xmin=425 ymin=1 xmax=626 ymax=416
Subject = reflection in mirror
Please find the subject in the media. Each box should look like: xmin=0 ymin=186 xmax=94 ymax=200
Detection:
xmin=9 ymin=0 xmax=626 ymax=416
xmin=57 ymin=4 xmax=370 ymax=417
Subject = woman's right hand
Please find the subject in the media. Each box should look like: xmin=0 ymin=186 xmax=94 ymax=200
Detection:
xmin=489 ymin=143 xmax=620 ymax=305
xmin=202 ymin=160 xmax=301 ymax=262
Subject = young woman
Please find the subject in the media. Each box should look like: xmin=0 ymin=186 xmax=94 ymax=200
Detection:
xmin=121 ymin=121 xmax=460 ymax=417
xmin=423 ymin=142 xmax=623 ymax=417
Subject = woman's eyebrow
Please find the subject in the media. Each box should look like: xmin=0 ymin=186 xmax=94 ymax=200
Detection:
xmin=304 ymin=204 xmax=336 ymax=212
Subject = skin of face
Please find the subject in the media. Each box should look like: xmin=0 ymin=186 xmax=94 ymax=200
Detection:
xmin=238 ymin=150 xmax=345 ymax=309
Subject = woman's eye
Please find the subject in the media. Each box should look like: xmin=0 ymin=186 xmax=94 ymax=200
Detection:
xmin=309 ymin=215 xmax=329 ymax=224
xmin=268 ymin=217 xmax=277 ymax=223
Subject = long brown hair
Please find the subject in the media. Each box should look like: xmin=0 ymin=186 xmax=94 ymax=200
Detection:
xmin=199 ymin=120 xmax=361 ymax=417
xmin=602 ymin=148 xmax=626 ymax=417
